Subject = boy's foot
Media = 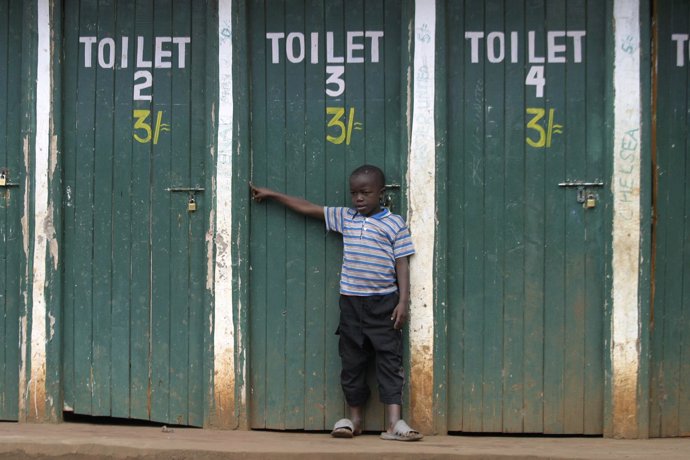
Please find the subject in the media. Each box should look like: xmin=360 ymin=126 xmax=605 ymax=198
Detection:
xmin=380 ymin=419 xmax=424 ymax=442
xmin=330 ymin=418 xmax=360 ymax=438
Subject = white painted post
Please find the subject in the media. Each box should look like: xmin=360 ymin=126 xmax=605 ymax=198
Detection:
xmin=20 ymin=0 xmax=54 ymax=423
xmin=213 ymin=0 xmax=241 ymax=429
xmin=611 ymin=0 xmax=644 ymax=439
xmin=408 ymin=0 xmax=436 ymax=435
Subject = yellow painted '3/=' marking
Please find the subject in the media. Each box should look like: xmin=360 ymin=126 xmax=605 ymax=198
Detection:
xmin=326 ymin=107 xmax=360 ymax=145
xmin=526 ymin=107 xmax=562 ymax=148
xmin=133 ymin=109 xmax=170 ymax=145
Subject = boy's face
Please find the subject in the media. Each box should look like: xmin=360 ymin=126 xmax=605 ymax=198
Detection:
xmin=349 ymin=173 xmax=384 ymax=217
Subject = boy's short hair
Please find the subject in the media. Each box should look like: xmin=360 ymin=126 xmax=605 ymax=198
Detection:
xmin=350 ymin=164 xmax=386 ymax=189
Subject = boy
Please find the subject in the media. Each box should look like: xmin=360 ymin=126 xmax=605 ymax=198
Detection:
xmin=250 ymin=164 xmax=423 ymax=441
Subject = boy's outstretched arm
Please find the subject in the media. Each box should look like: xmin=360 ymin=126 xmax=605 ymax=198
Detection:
xmin=250 ymin=183 xmax=325 ymax=220
xmin=392 ymin=256 xmax=410 ymax=330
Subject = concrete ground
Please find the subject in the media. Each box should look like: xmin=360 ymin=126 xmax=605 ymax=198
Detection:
xmin=0 ymin=422 xmax=688 ymax=460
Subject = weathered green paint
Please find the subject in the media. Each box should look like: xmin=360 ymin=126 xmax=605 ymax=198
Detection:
xmin=440 ymin=0 xmax=607 ymax=434
xmin=433 ymin=0 xmax=449 ymax=436
xmin=651 ymin=0 xmax=690 ymax=438
xmin=247 ymin=0 xmax=409 ymax=431
xmin=61 ymin=0 xmax=212 ymax=426
xmin=0 ymin=0 xmax=25 ymax=422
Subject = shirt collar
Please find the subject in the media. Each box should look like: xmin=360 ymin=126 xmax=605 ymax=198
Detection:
xmin=352 ymin=207 xmax=389 ymax=220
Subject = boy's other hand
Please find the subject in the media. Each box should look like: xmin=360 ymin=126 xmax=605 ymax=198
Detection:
xmin=391 ymin=303 xmax=408 ymax=330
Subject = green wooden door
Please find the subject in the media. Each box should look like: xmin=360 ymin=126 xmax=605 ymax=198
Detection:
xmin=0 ymin=0 xmax=23 ymax=422
xmin=440 ymin=0 xmax=607 ymax=434
xmin=61 ymin=0 xmax=211 ymax=426
xmin=651 ymin=0 xmax=690 ymax=438
xmin=247 ymin=0 xmax=409 ymax=431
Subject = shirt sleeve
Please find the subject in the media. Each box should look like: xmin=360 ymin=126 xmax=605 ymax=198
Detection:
xmin=393 ymin=224 xmax=415 ymax=259
xmin=324 ymin=206 xmax=345 ymax=234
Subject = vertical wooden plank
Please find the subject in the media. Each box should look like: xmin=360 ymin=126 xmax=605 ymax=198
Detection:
xmin=283 ymin=0 xmax=307 ymax=430
xmin=542 ymin=0 xmax=567 ymax=434
xmin=5 ymin=0 xmax=22 ymax=420
xmin=60 ymin=0 xmax=79 ymax=415
xmin=248 ymin=0 xmax=268 ymax=428
xmin=649 ymin=9 xmax=664 ymax=415
xmin=168 ymin=0 xmax=193 ymax=426
xmin=364 ymin=0 xmax=384 ymax=173
xmin=678 ymin=2 xmax=690 ymax=430
xmin=444 ymin=0 xmax=465 ymax=431
xmin=7 ymin=0 xmax=21 ymax=419
xmin=187 ymin=0 xmax=207 ymax=428
xmin=433 ymin=0 xmax=449 ymax=435
xmin=522 ymin=0 xmax=546 ymax=434
xmin=344 ymin=0 xmax=366 ymax=170
xmin=671 ymin=1 xmax=690 ymax=437
xmin=129 ymin=0 xmax=154 ymax=422
xmin=583 ymin=0 xmax=606 ymax=434
xmin=502 ymin=0 xmax=527 ymax=434
xmin=655 ymin=6 xmax=690 ymax=436
xmin=656 ymin=0 xmax=687 ymax=437
xmin=382 ymin=0 xmax=401 ymax=185
xmin=661 ymin=0 xmax=687 ymax=437
xmin=110 ymin=0 xmax=136 ymax=420
xmin=0 ymin=0 xmax=8 ymax=419
xmin=461 ymin=0 xmax=486 ymax=433
xmin=303 ymin=0 xmax=328 ymax=431
xmin=650 ymin=0 xmax=671 ymax=437
xmin=681 ymin=129 xmax=690 ymax=437
xmin=92 ymin=0 xmax=116 ymax=416
xmin=562 ymin=0 xmax=587 ymax=434
xmin=480 ymin=0 xmax=505 ymax=433
xmin=150 ymin=0 xmax=174 ymax=424
xmin=264 ymin=0 xmax=288 ymax=430
xmin=0 ymin=0 xmax=21 ymax=421
xmin=73 ymin=0 xmax=98 ymax=416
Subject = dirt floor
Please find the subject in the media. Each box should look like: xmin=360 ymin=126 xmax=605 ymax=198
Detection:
xmin=0 ymin=422 xmax=688 ymax=459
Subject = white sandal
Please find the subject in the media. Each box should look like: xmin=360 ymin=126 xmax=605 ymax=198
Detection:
xmin=380 ymin=419 xmax=423 ymax=441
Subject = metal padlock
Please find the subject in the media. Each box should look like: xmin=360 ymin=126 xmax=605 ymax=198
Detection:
xmin=585 ymin=193 xmax=596 ymax=209
xmin=0 ymin=171 xmax=6 ymax=187
xmin=187 ymin=196 xmax=197 ymax=212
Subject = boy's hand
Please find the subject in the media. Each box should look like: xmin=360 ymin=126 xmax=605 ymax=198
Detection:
xmin=249 ymin=182 xmax=325 ymax=219
xmin=250 ymin=183 xmax=273 ymax=202
xmin=391 ymin=303 xmax=408 ymax=330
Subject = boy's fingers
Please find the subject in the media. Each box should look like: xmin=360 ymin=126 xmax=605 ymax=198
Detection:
xmin=392 ymin=308 xmax=405 ymax=329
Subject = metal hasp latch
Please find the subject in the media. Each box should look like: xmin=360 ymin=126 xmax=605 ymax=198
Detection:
xmin=383 ymin=183 xmax=400 ymax=209
xmin=166 ymin=186 xmax=205 ymax=212
xmin=558 ymin=180 xmax=604 ymax=209
xmin=0 ymin=168 xmax=19 ymax=188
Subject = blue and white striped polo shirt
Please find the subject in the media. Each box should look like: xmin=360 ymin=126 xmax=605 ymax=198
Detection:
xmin=324 ymin=206 xmax=415 ymax=296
